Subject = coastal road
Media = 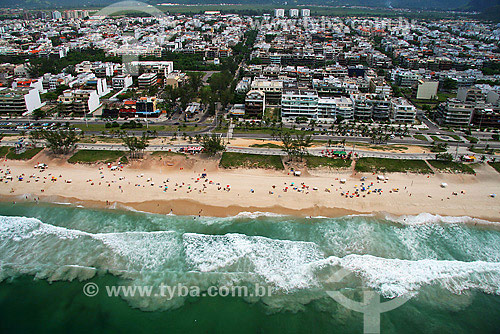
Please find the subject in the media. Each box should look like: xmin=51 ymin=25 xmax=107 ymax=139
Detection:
xmin=3 ymin=140 xmax=497 ymax=161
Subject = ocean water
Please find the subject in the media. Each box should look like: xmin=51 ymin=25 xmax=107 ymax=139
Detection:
xmin=1 ymin=202 xmax=500 ymax=333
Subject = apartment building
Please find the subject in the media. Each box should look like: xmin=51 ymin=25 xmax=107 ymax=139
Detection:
xmin=317 ymin=97 xmax=337 ymax=120
xmin=138 ymin=73 xmax=158 ymax=88
xmin=274 ymin=9 xmax=285 ymax=18
xmin=250 ymin=79 xmax=283 ymax=105
xmin=436 ymin=98 xmax=474 ymax=127
xmin=416 ymin=80 xmax=439 ymax=100
xmin=57 ymin=89 xmax=100 ymax=115
xmin=391 ymin=97 xmax=417 ymax=123
xmin=112 ymin=75 xmax=133 ymax=89
xmin=281 ymin=89 xmax=319 ymax=121
xmin=0 ymin=88 xmax=42 ymax=115
xmin=245 ymin=90 xmax=266 ymax=118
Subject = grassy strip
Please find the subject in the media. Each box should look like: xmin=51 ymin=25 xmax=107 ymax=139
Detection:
xmin=355 ymin=157 xmax=433 ymax=174
xmin=488 ymin=162 xmax=500 ymax=174
xmin=465 ymin=136 xmax=479 ymax=144
xmin=469 ymin=147 xmax=497 ymax=154
xmin=413 ymin=134 xmax=428 ymax=141
xmin=220 ymin=152 xmax=284 ymax=170
xmin=430 ymin=135 xmax=445 ymax=142
xmin=305 ymin=156 xmax=351 ymax=169
xmin=6 ymin=147 xmax=43 ymax=160
xmin=68 ymin=150 xmax=125 ymax=164
xmin=427 ymin=160 xmax=475 ymax=174
xmin=249 ymin=143 xmax=283 ymax=149
xmin=0 ymin=146 xmax=9 ymax=157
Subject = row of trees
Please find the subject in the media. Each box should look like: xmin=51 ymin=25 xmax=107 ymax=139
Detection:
xmin=29 ymin=128 xmax=227 ymax=158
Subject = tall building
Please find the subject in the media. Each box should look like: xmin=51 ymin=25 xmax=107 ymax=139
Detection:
xmin=0 ymin=88 xmax=42 ymax=115
xmin=281 ymin=89 xmax=318 ymax=121
xmin=436 ymin=98 xmax=474 ymax=127
xmin=57 ymin=89 xmax=100 ymax=115
xmin=416 ymin=80 xmax=439 ymax=100
xmin=245 ymin=90 xmax=265 ymax=118
xmin=301 ymin=8 xmax=311 ymax=17
xmin=51 ymin=11 xmax=61 ymax=20
xmin=274 ymin=9 xmax=285 ymax=18
xmin=289 ymin=9 xmax=299 ymax=18
xmin=138 ymin=73 xmax=158 ymax=88
xmin=390 ymin=97 xmax=416 ymax=123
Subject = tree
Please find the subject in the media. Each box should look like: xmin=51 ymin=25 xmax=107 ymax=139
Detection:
xmin=29 ymin=129 xmax=42 ymax=147
xmin=188 ymin=72 xmax=204 ymax=93
xmin=280 ymin=131 xmax=312 ymax=160
xmin=40 ymin=128 xmax=79 ymax=154
xmin=280 ymin=132 xmax=296 ymax=158
xmin=436 ymin=153 xmax=453 ymax=161
xmin=121 ymin=133 xmax=149 ymax=159
xmin=201 ymin=134 xmax=226 ymax=156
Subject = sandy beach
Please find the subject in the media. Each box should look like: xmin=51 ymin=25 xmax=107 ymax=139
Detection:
xmin=0 ymin=151 xmax=499 ymax=221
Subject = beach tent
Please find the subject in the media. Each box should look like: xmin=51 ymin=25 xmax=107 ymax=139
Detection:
xmin=377 ymin=175 xmax=385 ymax=181
xmin=294 ymin=171 xmax=301 ymax=176
xmin=340 ymin=179 xmax=346 ymax=184
xmin=440 ymin=183 xmax=448 ymax=188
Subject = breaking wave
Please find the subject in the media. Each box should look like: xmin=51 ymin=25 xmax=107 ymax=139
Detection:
xmin=2 ymin=213 xmax=500 ymax=311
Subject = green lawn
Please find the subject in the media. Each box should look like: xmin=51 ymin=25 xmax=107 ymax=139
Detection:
xmin=430 ymin=135 xmax=446 ymax=142
xmin=0 ymin=146 xmax=9 ymax=157
xmin=68 ymin=150 xmax=125 ymax=164
xmin=304 ymin=156 xmax=352 ymax=169
xmin=488 ymin=162 xmax=500 ymax=174
xmin=6 ymin=147 xmax=43 ymax=160
xmin=465 ymin=136 xmax=479 ymax=144
xmin=249 ymin=143 xmax=283 ymax=149
xmin=220 ymin=152 xmax=284 ymax=170
xmin=413 ymin=134 xmax=428 ymax=141
xmin=427 ymin=160 xmax=475 ymax=174
xmin=74 ymin=124 xmax=205 ymax=133
xmin=355 ymin=157 xmax=433 ymax=174
xmin=469 ymin=147 xmax=496 ymax=154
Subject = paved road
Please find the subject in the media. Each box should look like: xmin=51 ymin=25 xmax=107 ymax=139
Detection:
xmin=2 ymin=140 xmax=497 ymax=161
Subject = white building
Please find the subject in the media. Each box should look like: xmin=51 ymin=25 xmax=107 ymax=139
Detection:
xmin=274 ymin=9 xmax=285 ymax=18
xmin=112 ymin=75 xmax=133 ymax=89
xmin=0 ymin=88 xmax=42 ymax=115
xmin=301 ymin=9 xmax=311 ymax=17
xmin=416 ymin=80 xmax=439 ymax=100
xmin=436 ymin=98 xmax=474 ymax=127
xmin=317 ymin=97 xmax=337 ymax=121
xmin=52 ymin=11 xmax=62 ymax=20
xmin=334 ymin=96 xmax=355 ymax=120
xmin=391 ymin=97 xmax=417 ymax=123
xmin=289 ymin=9 xmax=299 ymax=18
xmin=281 ymin=89 xmax=318 ymax=121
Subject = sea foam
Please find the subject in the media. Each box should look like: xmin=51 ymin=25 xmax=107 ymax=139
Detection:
xmin=1 ymin=214 xmax=500 ymax=311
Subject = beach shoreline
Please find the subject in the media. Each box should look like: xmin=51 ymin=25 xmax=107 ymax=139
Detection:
xmin=0 ymin=153 xmax=499 ymax=222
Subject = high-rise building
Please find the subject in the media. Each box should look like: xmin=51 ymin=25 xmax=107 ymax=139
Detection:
xmin=52 ymin=11 xmax=61 ymax=20
xmin=281 ymin=89 xmax=318 ymax=121
xmin=301 ymin=8 xmax=311 ymax=17
xmin=274 ymin=9 xmax=285 ymax=18
xmin=289 ymin=9 xmax=299 ymax=18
